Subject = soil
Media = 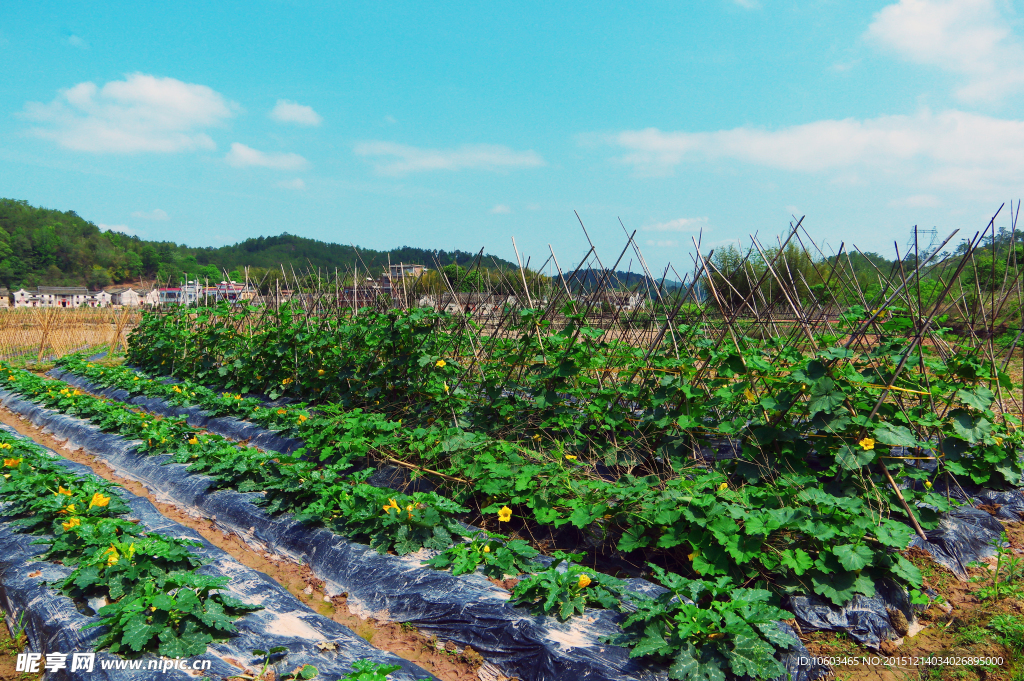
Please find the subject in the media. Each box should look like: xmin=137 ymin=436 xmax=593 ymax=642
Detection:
xmin=0 ymin=406 xmax=495 ymax=681
xmin=803 ymin=520 xmax=1024 ymax=681
xmin=0 ymin=613 xmax=34 ymax=681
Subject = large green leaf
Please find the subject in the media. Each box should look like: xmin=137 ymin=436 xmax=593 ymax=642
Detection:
xmin=833 ymin=544 xmax=874 ymax=571
xmin=874 ymin=520 xmax=913 ymax=549
xmin=957 ymin=386 xmax=994 ymax=411
xmin=890 ymin=555 xmax=922 ymax=585
xmin=949 ymin=410 xmax=991 ymax=444
xmin=121 ymin=612 xmax=156 ymax=652
xmin=727 ymin=634 xmax=785 ymax=679
xmin=811 ymin=570 xmax=875 ymax=605
xmin=835 ymin=444 xmax=875 ymax=470
xmin=873 ymin=422 xmax=917 ymax=447
xmin=808 ymin=378 xmax=845 ymax=415
xmin=779 ymin=548 xmax=813 ymax=575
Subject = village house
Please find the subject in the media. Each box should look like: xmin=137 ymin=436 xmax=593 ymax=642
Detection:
xmin=436 ymin=292 xmax=515 ymax=316
xmin=0 ymin=288 xmax=8 ymax=308
xmin=575 ymin=290 xmax=645 ymax=312
xmin=11 ymin=287 xmax=112 ymax=308
xmin=387 ymin=263 xmax=426 ymax=280
xmin=109 ymin=287 xmax=160 ymax=307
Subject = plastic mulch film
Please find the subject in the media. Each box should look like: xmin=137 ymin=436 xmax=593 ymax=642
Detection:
xmin=789 ymin=497 xmax=1019 ymax=648
xmin=4 ymin=377 xmax=831 ymax=681
xmin=0 ymin=423 xmax=438 ymax=681
xmin=51 ymin=367 xmax=306 ymax=456
xmin=0 ymin=518 xmax=194 ymax=681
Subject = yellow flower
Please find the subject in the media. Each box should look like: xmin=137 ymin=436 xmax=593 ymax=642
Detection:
xmin=298 ymin=415 xmax=308 ymax=423
xmin=443 ymin=382 xmax=449 ymax=394
xmin=282 ymin=377 xmax=293 ymax=385
xmin=0 ymin=443 xmax=10 ymax=450
xmin=4 ymin=458 xmax=21 ymax=468
xmin=104 ymin=545 xmax=119 ymax=567
xmin=924 ymin=481 xmax=933 ymax=489
xmin=382 ymin=499 xmax=400 ymax=514
xmin=62 ymin=517 xmax=81 ymax=531
xmin=436 ymin=360 xmax=446 ymax=368
xmin=497 ymin=506 xmax=512 ymax=522
xmin=188 ymin=437 xmax=198 ymax=445
xmin=744 ymin=388 xmax=756 ymax=402
xmin=994 ymin=436 xmax=1004 ymax=446
xmin=133 ymin=376 xmax=139 ymax=381
xmin=318 ymin=369 xmax=325 ymax=375
xmin=89 ymin=492 xmax=111 ymax=509
xmin=718 ymin=482 xmax=728 ymax=491
xmin=277 ymin=409 xmax=286 ymax=415
xmin=859 ymin=437 xmax=875 ymax=451
xmin=59 ymin=504 xmax=76 ymax=515
xmin=55 ymin=486 xmax=72 ymax=496
xmin=565 ymin=455 xmax=577 ymax=461
xmin=688 ymin=550 xmax=699 ymax=561
xmin=483 ymin=545 xmax=491 ymax=553
xmin=577 ymin=573 xmax=592 ymax=589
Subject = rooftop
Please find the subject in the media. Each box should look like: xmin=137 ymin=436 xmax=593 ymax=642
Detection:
xmin=38 ymin=287 xmax=90 ymax=295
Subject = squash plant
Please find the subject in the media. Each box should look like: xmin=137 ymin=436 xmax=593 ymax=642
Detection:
xmin=0 ymin=428 xmax=259 ymax=658
xmin=609 ymin=565 xmax=796 ymax=681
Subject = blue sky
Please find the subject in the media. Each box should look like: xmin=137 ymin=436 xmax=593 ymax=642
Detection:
xmin=2 ymin=0 xmax=1023 ymax=274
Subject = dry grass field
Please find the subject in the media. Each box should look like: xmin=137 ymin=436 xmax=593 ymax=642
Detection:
xmin=0 ymin=307 xmax=140 ymax=363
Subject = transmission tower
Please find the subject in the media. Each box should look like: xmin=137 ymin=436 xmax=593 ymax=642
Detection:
xmin=905 ymin=225 xmax=939 ymax=258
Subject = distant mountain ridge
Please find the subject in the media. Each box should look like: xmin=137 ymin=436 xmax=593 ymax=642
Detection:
xmin=567 ymin=268 xmax=686 ymax=293
xmin=210 ymin=233 xmax=518 ymax=273
xmin=0 ymin=198 xmax=518 ymax=289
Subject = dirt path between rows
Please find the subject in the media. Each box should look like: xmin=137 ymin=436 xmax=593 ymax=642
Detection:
xmin=0 ymin=406 xmax=497 ymax=681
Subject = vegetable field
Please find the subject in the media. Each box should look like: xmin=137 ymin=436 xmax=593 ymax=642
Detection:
xmin=2 ymin=217 xmax=1024 ymax=680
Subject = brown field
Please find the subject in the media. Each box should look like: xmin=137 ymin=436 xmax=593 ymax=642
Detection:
xmin=0 ymin=307 xmax=141 ymax=362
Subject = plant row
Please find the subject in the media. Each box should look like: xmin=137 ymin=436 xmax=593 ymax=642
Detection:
xmin=59 ymin=313 xmax=995 ymax=610
xmin=3 ymin=364 xmax=806 ymax=680
xmin=0 ymin=426 xmax=260 ymax=658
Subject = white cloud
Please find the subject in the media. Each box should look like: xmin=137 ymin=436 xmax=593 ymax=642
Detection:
xmin=130 ymin=208 xmax=168 ymax=220
xmin=526 ymin=203 xmax=542 ymax=211
xmin=646 ymin=239 xmax=679 ymax=248
xmin=490 ymin=204 xmax=512 ymax=214
xmin=277 ymin=178 xmax=307 ymax=190
xmin=99 ymin=223 xmax=139 ymax=236
xmin=67 ymin=35 xmax=88 ymax=49
xmin=610 ymin=109 xmax=1024 ymax=192
xmin=830 ymin=59 xmax=861 ymax=73
xmin=889 ymin=194 xmax=942 ymax=208
xmin=269 ymin=99 xmax=322 ymax=126
xmin=354 ymin=141 xmax=546 ymax=175
xmin=643 ymin=217 xmax=708 ymax=232
xmin=225 ymin=143 xmax=309 ymax=170
xmin=21 ymin=74 xmax=236 ymax=153
xmin=866 ymin=0 xmax=1024 ymax=102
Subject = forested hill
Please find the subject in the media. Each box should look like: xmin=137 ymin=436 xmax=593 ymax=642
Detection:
xmin=212 ymin=234 xmax=517 ymax=275
xmin=0 ymin=198 xmax=516 ymax=290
